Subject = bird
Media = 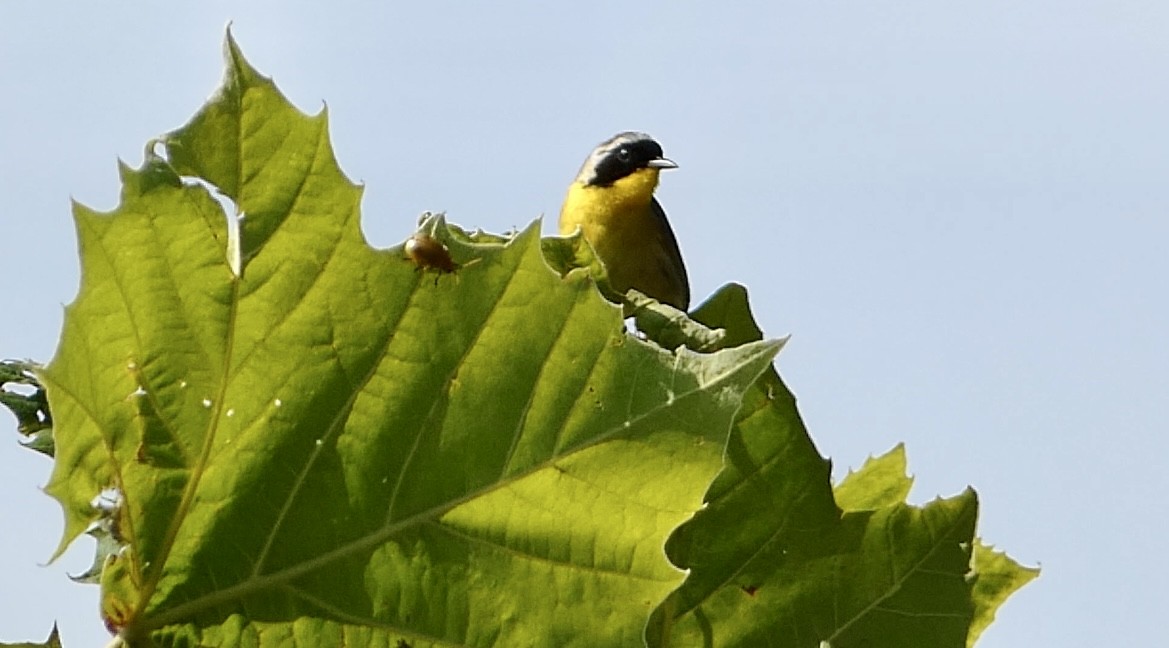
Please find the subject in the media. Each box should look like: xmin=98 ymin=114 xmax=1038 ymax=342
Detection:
xmin=558 ymin=131 xmax=690 ymax=311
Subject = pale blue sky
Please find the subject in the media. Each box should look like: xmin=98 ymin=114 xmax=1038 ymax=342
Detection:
xmin=2 ymin=2 xmax=1166 ymax=646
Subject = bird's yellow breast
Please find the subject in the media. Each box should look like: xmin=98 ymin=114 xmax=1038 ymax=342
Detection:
xmin=559 ymin=167 xmax=683 ymax=305
xmin=558 ymin=168 xmax=661 ymax=252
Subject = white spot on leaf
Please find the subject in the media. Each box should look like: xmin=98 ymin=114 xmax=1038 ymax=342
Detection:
xmin=226 ymin=210 xmax=243 ymax=277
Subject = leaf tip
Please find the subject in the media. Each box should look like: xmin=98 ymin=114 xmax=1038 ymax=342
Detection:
xmin=223 ymin=23 xmax=242 ymax=67
xmin=221 ymin=25 xmax=266 ymax=93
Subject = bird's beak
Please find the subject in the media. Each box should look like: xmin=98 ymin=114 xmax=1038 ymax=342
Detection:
xmin=647 ymin=157 xmax=678 ymax=170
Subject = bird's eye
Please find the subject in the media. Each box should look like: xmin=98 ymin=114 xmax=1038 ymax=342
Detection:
xmin=617 ymin=147 xmax=632 ymax=162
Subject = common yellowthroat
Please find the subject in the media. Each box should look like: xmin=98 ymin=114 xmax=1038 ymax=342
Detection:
xmin=559 ymin=132 xmax=690 ymax=310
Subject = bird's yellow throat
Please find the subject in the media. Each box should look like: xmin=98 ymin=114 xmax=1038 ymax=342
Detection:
xmin=559 ymin=167 xmax=662 ymax=238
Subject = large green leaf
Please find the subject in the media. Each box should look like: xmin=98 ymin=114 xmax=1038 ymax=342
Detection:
xmin=40 ymin=34 xmax=778 ymax=647
xmin=649 ymin=285 xmax=983 ymax=647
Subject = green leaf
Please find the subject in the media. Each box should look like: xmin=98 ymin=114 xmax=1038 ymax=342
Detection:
xmin=835 ymin=448 xmax=1039 ymax=648
xmin=1 ymin=359 xmax=54 ymax=456
xmin=649 ymin=285 xmax=981 ymax=648
xmin=967 ymin=540 xmax=1039 ymax=647
xmin=834 ymin=443 xmax=913 ymax=511
xmin=827 ymin=492 xmax=978 ymax=647
xmin=41 ymin=32 xmax=778 ymax=647
xmin=0 ymin=624 xmax=63 ymax=648
xmin=629 ymin=291 xmax=727 ymax=352
xmin=69 ymin=515 xmax=123 ymax=585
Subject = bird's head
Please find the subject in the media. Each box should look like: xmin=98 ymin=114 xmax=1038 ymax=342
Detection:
xmin=574 ymin=132 xmax=677 ymax=188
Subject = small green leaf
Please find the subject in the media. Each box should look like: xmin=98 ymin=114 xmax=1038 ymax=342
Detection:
xmin=835 ymin=450 xmax=1040 ymax=648
xmin=540 ymin=229 xmax=606 ymax=283
xmin=1 ymin=359 xmax=54 ymax=456
xmin=628 ymin=291 xmax=727 ymax=352
xmin=967 ymin=540 xmax=1039 ymax=647
xmin=0 ymin=624 xmax=63 ymax=648
xmin=826 ymin=491 xmax=978 ymax=647
xmin=69 ymin=516 xmax=123 ymax=585
xmin=834 ymin=443 xmax=913 ymax=511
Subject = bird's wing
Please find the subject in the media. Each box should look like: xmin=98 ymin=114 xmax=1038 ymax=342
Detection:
xmin=650 ymin=197 xmax=691 ymax=310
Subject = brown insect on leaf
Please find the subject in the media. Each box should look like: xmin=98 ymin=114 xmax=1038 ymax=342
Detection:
xmin=405 ymin=233 xmax=459 ymax=284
